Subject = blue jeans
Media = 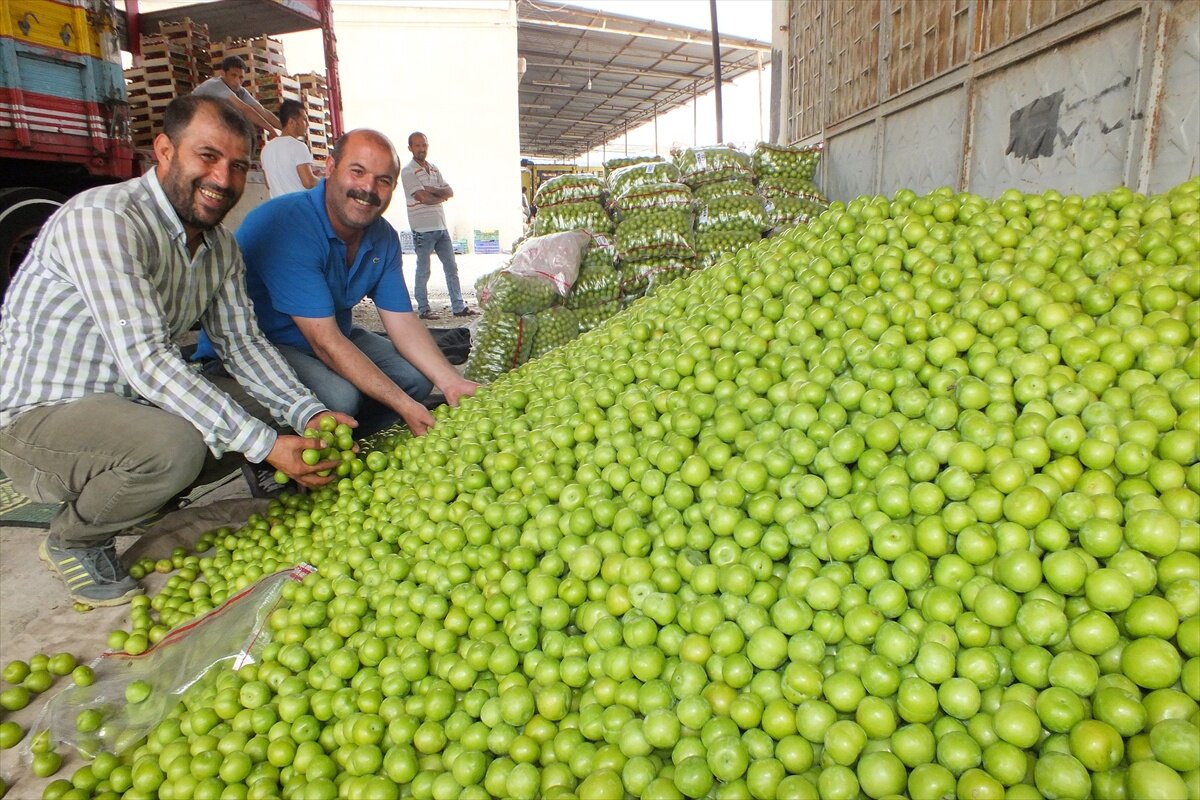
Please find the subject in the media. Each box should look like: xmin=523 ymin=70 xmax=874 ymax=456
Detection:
xmin=276 ymin=327 xmax=433 ymax=436
xmin=413 ymin=229 xmax=464 ymax=314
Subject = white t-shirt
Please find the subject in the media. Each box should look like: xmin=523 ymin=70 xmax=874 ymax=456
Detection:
xmin=260 ymin=136 xmax=313 ymax=198
xmin=401 ymin=160 xmax=449 ymax=233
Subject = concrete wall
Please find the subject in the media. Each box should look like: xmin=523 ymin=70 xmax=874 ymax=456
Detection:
xmin=317 ymin=1 xmax=524 ymax=250
xmin=773 ymin=0 xmax=1200 ymax=200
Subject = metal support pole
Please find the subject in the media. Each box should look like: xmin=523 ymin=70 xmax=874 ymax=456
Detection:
xmin=320 ymin=0 xmax=345 ymax=139
xmin=126 ymin=0 xmax=142 ymax=64
xmin=710 ymin=0 xmax=724 ymax=143
xmin=624 ymin=121 xmax=628 ymax=156
xmin=654 ymin=102 xmax=659 ymax=155
xmin=693 ymin=82 xmax=698 ymax=145
xmin=756 ymin=50 xmax=764 ymax=142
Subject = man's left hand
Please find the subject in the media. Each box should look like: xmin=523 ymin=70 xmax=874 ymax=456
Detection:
xmin=440 ymin=376 xmax=479 ymax=407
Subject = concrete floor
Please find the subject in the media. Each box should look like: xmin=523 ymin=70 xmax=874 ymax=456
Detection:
xmin=0 ymin=252 xmax=505 ymax=793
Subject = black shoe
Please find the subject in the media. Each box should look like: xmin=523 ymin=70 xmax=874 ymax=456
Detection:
xmin=418 ymin=310 xmax=436 ymax=320
xmin=241 ymin=462 xmax=287 ymax=499
xmin=452 ymin=306 xmax=479 ymax=317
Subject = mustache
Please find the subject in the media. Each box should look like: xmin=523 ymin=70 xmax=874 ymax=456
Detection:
xmin=346 ymin=188 xmax=382 ymax=207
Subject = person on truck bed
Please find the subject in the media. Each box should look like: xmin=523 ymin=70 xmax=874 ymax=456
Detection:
xmin=261 ymin=99 xmax=319 ymax=197
xmin=193 ymin=55 xmax=280 ymax=136
xmin=0 ymin=95 xmax=353 ymax=608
xmin=232 ymin=129 xmax=479 ymax=438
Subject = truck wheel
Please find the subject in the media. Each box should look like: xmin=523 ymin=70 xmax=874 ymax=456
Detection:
xmin=0 ymin=187 xmax=66 ymax=301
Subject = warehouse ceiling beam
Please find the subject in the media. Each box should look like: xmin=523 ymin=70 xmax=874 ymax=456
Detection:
xmin=517 ymin=15 xmax=769 ymax=52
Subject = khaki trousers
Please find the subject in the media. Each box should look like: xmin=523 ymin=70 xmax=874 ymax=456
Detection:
xmin=0 ymin=382 xmax=273 ymax=548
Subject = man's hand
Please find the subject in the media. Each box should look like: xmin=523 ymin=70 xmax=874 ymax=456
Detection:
xmin=399 ymin=399 xmax=436 ymax=437
xmin=439 ymin=376 xmax=479 ymax=408
xmin=304 ymin=410 xmax=358 ymax=433
xmin=264 ymin=434 xmax=341 ymax=489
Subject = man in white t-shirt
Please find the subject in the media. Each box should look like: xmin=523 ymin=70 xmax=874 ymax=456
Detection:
xmin=192 ymin=56 xmax=280 ymax=135
xmin=400 ymin=132 xmax=476 ymax=318
xmin=261 ymin=99 xmax=318 ymax=197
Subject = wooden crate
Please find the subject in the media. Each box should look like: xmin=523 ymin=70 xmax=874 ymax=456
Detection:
xmin=157 ymin=18 xmax=208 ymax=39
xmin=256 ymin=73 xmax=301 ymax=105
xmin=215 ymin=36 xmax=287 ymax=72
xmin=140 ymin=35 xmax=190 ymax=60
xmin=294 ymin=72 xmax=327 ymax=92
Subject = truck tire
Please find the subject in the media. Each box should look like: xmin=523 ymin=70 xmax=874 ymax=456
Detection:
xmin=0 ymin=187 xmax=66 ymax=301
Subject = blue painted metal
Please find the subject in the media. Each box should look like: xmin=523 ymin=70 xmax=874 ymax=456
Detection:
xmin=0 ymin=38 xmax=122 ymax=104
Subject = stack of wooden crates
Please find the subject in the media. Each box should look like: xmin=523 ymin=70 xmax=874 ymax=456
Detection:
xmin=126 ymin=20 xmax=211 ymax=149
xmin=125 ymin=21 xmax=332 ymax=167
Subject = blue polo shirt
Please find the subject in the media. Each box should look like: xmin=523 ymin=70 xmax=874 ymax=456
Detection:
xmin=236 ymin=180 xmax=411 ymax=355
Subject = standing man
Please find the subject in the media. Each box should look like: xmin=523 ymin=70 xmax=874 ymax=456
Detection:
xmin=236 ymin=129 xmax=479 ymax=436
xmin=401 ymin=131 xmax=476 ymax=319
xmin=0 ymin=96 xmax=352 ymax=607
xmin=261 ymin=99 xmax=318 ymax=197
xmin=193 ymin=55 xmax=280 ymax=136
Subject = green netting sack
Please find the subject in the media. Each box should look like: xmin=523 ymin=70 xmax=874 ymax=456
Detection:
xmin=464 ymin=311 xmax=538 ymax=384
xmin=693 ymin=178 xmax=758 ymax=202
xmin=576 ymin=300 xmax=623 ymax=334
xmin=529 ymin=306 xmax=580 ymax=360
xmin=695 ymin=230 xmax=762 ymax=264
xmin=758 ymin=176 xmax=827 ymax=202
xmin=615 ymin=207 xmax=693 ymax=238
xmin=752 ymin=141 xmax=823 ymax=181
xmin=677 ymin=145 xmax=752 ymax=187
xmin=608 ymin=161 xmax=683 ymax=196
xmin=619 ymin=257 xmax=696 ymax=299
xmin=534 ymin=173 xmax=606 ymax=207
xmin=614 ymin=208 xmax=696 ymax=262
xmin=764 ymin=195 xmax=829 ymax=231
xmin=603 ymin=154 xmax=662 ymax=177
xmin=696 ymin=195 xmax=770 ymax=233
xmin=581 ymin=235 xmax=616 ymax=270
xmin=565 ymin=261 xmax=621 ymax=309
xmin=610 ymin=182 xmax=694 ymax=219
xmin=531 ymin=201 xmax=613 ymax=236
xmin=475 ymin=269 xmax=560 ymax=314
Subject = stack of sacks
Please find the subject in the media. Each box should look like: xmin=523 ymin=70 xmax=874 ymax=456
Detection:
xmin=466 ymin=232 xmax=590 ymax=383
xmin=607 ymin=161 xmax=697 ymax=302
xmin=565 ymin=236 xmax=622 ymax=334
xmin=752 ymin=141 xmax=828 ymax=232
xmin=531 ymin=173 xmax=612 ymax=237
xmin=678 ymin=145 xmax=769 ymax=265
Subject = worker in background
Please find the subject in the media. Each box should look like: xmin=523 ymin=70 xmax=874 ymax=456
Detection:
xmin=402 ymin=132 xmax=476 ymax=319
xmin=193 ymin=55 xmax=280 ymax=135
xmin=0 ymin=96 xmax=352 ymax=607
xmin=261 ymin=99 xmax=318 ymax=197
xmin=234 ymin=129 xmax=479 ymax=437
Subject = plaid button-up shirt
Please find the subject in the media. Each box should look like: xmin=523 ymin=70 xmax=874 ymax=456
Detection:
xmin=0 ymin=170 xmax=324 ymax=462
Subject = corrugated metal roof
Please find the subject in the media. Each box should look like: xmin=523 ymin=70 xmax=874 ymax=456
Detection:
xmin=518 ymin=0 xmax=769 ymax=159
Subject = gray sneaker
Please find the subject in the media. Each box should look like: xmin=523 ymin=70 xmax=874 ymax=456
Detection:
xmin=39 ymin=538 xmax=142 ymax=607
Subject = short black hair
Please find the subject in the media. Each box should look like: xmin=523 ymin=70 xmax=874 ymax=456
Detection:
xmin=408 ymin=131 xmax=426 ymax=147
xmin=279 ymin=99 xmax=304 ymax=128
xmin=163 ymin=95 xmax=254 ymax=148
xmin=220 ymin=55 xmax=246 ymax=73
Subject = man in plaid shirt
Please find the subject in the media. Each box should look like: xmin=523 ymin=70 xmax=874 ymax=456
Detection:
xmin=0 ymin=96 xmax=351 ymax=607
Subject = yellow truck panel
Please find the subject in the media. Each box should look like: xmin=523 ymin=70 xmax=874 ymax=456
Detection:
xmin=2 ymin=0 xmax=104 ymax=58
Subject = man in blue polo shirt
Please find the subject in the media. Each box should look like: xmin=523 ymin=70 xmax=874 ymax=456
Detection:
xmin=225 ymin=129 xmax=478 ymax=436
